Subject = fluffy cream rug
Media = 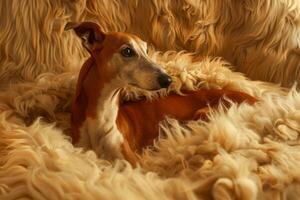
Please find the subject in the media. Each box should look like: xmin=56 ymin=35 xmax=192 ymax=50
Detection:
xmin=1 ymin=1 xmax=300 ymax=200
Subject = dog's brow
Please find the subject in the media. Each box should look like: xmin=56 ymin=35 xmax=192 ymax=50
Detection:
xmin=133 ymin=40 xmax=147 ymax=55
xmin=120 ymin=42 xmax=134 ymax=50
xmin=127 ymin=40 xmax=142 ymax=54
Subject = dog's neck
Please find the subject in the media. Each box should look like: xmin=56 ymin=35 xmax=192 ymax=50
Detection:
xmin=95 ymin=80 xmax=122 ymax=134
xmin=76 ymin=59 xmax=125 ymax=160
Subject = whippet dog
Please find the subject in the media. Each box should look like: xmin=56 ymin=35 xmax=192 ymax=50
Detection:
xmin=66 ymin=22 xmax=256 ymax=164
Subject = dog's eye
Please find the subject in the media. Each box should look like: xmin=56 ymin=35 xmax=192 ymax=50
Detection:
xmin=121 ymin=47 xmax=135 ymax=57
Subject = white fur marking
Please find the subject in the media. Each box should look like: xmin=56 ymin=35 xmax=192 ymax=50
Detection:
xmin=78 ymin=78 xmax=125 ymax=160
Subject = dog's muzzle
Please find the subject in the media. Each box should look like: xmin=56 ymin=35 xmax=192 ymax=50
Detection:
xmin=157 ymin=74 xmax=172 ymax=88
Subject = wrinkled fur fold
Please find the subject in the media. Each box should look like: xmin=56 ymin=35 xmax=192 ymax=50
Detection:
xmin=1 ymin=0 xmax=300 ymax=199
xmin=0 ymin=0 xmax=299 ymax=85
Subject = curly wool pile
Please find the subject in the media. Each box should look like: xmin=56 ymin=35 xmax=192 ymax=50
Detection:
xmin=1 ymin=0 xmax=300 ymax=199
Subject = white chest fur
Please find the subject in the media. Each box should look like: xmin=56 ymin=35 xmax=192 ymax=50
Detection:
xmin=77 ymin=80 xmax=125 ymax=161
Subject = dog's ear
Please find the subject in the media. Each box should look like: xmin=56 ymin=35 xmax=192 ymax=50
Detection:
xmin=65 ymin=21 xmax=105 ymax=52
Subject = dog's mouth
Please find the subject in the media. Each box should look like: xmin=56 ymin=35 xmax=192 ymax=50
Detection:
xmin=128 ymin=82 xmax=163 ymax=91
xmin=126 ymin=74 xmax=173 ymax=91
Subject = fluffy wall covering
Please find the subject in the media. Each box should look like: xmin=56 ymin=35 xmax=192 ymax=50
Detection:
xmin=1 ymin=0 xmax=300 ymax=200
xmin=0 ymin=0 xmax=300 ymax=85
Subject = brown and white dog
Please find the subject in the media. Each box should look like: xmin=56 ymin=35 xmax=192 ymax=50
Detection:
xmin=67 ymin=22 xmax=256 ymax=164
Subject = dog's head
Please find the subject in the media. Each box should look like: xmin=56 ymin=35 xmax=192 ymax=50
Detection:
xmin=66 ymin=21 xmax=172 ymax=90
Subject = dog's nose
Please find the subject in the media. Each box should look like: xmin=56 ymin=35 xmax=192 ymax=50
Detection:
xmin=157 ymin=74 xmax=172 ymax=88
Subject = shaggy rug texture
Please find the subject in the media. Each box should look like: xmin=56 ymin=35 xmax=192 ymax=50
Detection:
xmin=0 ymin=0 xmax=300 ymax=86
xmin=1 ymin=0 xmax=300 ymax=200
